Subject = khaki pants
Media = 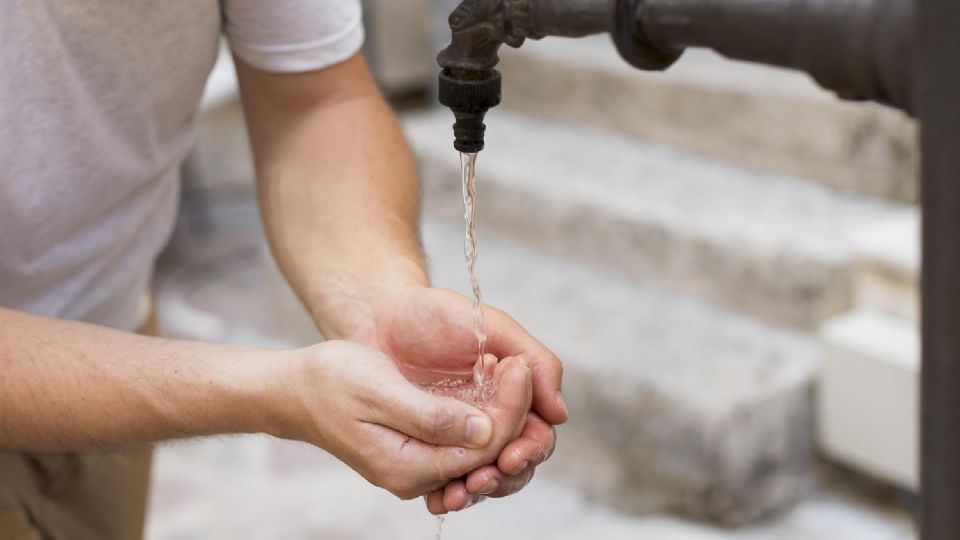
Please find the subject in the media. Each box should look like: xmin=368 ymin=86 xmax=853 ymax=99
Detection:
xmin=0 ymin=315 xmax=157 ymax=540
xmin=0 ymin=449 xmax=153 ymax=540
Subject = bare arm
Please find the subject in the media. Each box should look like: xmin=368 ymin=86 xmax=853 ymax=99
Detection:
xmin=0 ymin=307 xmax=279 ymax=452
xmin=0 ymin=306 xmax=524 ymax=499
xmin=236 ymin=53 xmax=428 ymax=341
xmin=238 ymin=53 xmax=567 ymax=513
xmin=0 ymin=55 xmax=530 ymax=501
xmin=1 ymin=54 xmax=428 ymax=454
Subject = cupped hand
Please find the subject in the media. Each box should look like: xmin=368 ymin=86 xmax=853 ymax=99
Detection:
xmin=279 ymin=340 xmax=532 ymax=500
xmin=424 ymin=411 xmax=555 ymax=514
xmin=362 ymin=287 xmax=566 ymax=513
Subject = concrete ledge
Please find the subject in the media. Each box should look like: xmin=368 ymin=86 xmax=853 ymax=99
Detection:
xmin=497 ymin=37 xmax=918 ymax=202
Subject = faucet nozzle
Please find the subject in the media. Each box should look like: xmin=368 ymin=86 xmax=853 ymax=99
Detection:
xmin=438 ymin=69 xmax=502 ymax=153
xmin=436 ymin=0 xmax=612 ymax=152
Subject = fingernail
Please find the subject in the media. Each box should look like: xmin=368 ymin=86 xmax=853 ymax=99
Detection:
xmin=513 ymin=460 xmax=529 ymax=475
xmin=465 ymin=494 xmax=482 ymax=509
xmin=466 ymin=415 xmax=493 ymax=447
xmin=479 ymin=477 xmax=499 ymax=495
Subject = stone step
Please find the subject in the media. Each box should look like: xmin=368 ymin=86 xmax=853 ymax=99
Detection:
xmin=154 ymin=195 xmax=820 ymax=526
xmin=405 ymin=109 xmax=913 ymax=330
xmin=495 ymin=35 xmax=918 ymax=202
xmin=422 ymin=215 xmax=820 ymax=526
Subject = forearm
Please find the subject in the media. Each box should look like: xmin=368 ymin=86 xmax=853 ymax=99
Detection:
xmin=0 ymin=308 xmax=284 ymax=452
xmin=238 ymin=54 xmax=428 ymax=341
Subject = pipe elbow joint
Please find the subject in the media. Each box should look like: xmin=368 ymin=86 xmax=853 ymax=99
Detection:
xmin=436 ymin=0 xmax=618 ymax=152
xmin=612 ymin=0 xmax=684 ymax=71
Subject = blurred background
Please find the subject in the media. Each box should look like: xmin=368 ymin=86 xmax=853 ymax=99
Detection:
xmin=146 ymin=1 xmax=920 ymax=538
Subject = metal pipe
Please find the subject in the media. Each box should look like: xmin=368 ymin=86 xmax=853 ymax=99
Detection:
xmin=434 ymin=0 xmax=960 ymax=536
xmin=522 ymin=0 xmax=614 ymax=38
xmin=622 ymin=0 xmax=916 ymax=112
xmin=438 ymin=0 xmax=614 ymax=72
xmin=437 ymin=0 xmax=616 ymax=152
xmin=918 ymin=0 xmax=960 ymax=535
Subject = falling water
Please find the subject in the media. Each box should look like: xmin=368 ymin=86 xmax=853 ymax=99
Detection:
xmin=419 ymin=153 xmax=493 ymax=403
xmin=461 ymin=152 xmax=492 ymax=402
xmin=424 ymin=152 xmax=491 ymax=540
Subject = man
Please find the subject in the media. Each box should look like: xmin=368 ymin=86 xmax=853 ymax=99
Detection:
xmin=0 ymin=1 xmax=567 ymax=538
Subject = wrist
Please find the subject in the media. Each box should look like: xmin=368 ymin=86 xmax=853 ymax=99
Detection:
xmin=309 ymin=263 xmax=429 ymax=342
xmin=255 ymin=342 xmax=358 ymax=448
xmin=208 ymin=347 xmax=303 ymax=440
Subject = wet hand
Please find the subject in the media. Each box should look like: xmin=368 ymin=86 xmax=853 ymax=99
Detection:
xmin=358 ymin=287 xmax=566 ymax=513
xmin=367 ymin=287 xmax=567 ymax=422
xmin=425 ymin=411 xmax=555 ymax=513
xmin=277 ymin=341 xmax=533 ymax=500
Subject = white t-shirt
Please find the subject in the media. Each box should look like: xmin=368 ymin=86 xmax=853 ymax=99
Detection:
xmin=0 ymin=0 xmax=364 ymax=330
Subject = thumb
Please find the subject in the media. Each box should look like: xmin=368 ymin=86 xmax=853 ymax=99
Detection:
xmin=370 ymin=377 xmax=494 ymax=449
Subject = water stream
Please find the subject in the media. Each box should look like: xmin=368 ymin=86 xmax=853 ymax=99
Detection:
xmin=435 ymin=515 xmax=446 ymax=540
xmin=461 ymin=152 xmax=492 ymax=402
xmin=426 ymin=152 xmax=491 ymax=540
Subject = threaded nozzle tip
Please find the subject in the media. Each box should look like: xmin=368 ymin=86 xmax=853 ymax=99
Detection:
xmin=439 ymin=70 xmax=502 ymax=153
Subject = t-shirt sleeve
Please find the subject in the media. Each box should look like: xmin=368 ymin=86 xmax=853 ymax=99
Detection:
xmin=222 ymin=0 xmax=364 ymax=73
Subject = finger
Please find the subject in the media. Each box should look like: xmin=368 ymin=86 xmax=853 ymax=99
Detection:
xmin=464 ymin=414 xmax=552 ymax=497
xmin=425 ymin=490 xmax=447 ymax=515
xmin=496 ymin=412 xmax=555 ymax=474
xmin=443 ymin=479 xmax=471 ymax=512
xmin=465 ymin=463 xmax=536 ymax=499
xmin=369 ymin=374 xmax=494 ymax=449
xmin=457 ymin=413 xmax=553 ymax=502
xmin=427 ymin=355 xmax=533 ymax=479
xmin=379 ymin=356 xmax=534 ymax=487
xmin=486 ymin=309 xmax=568 ymax=425
xmin=475 ymin=353 xmax=498 ymax=394
xmin=529 ymin=351 xmax=568 ymax=425
xmin=487 ymin=468 xmax=535 ymax=498
xmin=464 ymin=465 xmax=502 ymax=495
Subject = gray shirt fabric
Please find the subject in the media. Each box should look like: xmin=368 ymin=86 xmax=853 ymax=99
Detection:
xmin=1 ymin=0 xmax=363 ymax=330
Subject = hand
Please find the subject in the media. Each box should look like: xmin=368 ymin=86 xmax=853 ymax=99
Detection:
xmin=360 ymin=287 xmax=567 ymax=513
xmin=424 ymin=411 xmax=555 ymax=514
xmin=275 ymin=340 xmax=532 ymax=500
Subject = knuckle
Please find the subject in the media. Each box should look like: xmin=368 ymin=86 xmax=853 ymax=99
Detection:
xmin=355 ymin=391 xmax=381 ymax=418
xmin=547 ymin=355 xmax=563 ymax=379
xmin=419 ymin=404 xmax=458 ymax=442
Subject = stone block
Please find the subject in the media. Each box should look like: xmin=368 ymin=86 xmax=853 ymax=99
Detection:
xmin=817 ymin=309 xmax=919 ymax=490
